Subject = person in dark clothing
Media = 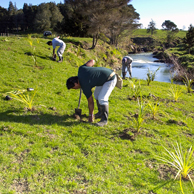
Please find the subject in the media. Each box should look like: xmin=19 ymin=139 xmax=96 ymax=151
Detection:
xmin=66 ymin=59 xmax=117 ymax=127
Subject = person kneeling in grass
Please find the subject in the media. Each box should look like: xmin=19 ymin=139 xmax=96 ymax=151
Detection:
xmin=66 ymin=59 xmax=117 ymax=127
xmin=47 ymin=36 xmax=66 ymax=63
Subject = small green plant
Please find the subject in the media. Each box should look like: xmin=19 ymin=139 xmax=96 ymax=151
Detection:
xmin=157 ymin=142 xmax=194 ymax=194
xmin=168 ymin=84 xmax=183 ymax=102
xmin=133 ymin=97 xmax=145 ymax=132
xmin=28 ymin=38 xmax=39 ymax=66
xmin=128 ymin=79 xmax=142 ymax=100
xmin=76 ymin=44 xmax=81 ymax=57
xmin=7 ymin=88 xmax=37 ymax=110
xmin=147 ymin=101 xmax=160 ymax=119
xmin=146 ymin=67 xmax=160 ymax=86
xmin=182 ymin=74 xmax=194 ymax=93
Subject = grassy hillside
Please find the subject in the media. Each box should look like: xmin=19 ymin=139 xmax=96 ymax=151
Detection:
xmin=0 ymin=35 xmax=194 ymax=193
xmin=132 ymin=29 xmax=187 ymax=40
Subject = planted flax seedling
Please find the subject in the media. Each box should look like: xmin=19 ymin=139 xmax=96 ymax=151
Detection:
xmin=147 ymin=101 xmax=160 ymax=119
xmin=128 ymin=79 xmax=142 ymax=100
xmin=182 ymin=74 xmax=194 ymax=93
xmin=146 ymin=67 xmax=160 ymax=86
xmin=133 ymin=97 xmax=145 ymax=133
xmin=76 ymin=44 xmax=81 ymax=57
xmin=7 ymin=88 xmax=37 ymax=111
xmin=28 ymin=37 xmax=39 ymax=66
xmin=168 ymin=84 xmax=183 ymax=102
xmin=157 ymin=142 xmax=194 ymax=194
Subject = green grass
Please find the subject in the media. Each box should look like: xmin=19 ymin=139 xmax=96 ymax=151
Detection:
xmin=132 ymin=29 xmax=187 ymax=40
xmin=0 ymin=35 xmax=194 ymax=193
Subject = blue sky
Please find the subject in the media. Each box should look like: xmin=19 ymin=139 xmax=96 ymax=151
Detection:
xmin=1 ymin=0 xmax=193 ymax=30
xmin=131 ymin=0 xmax=194 ymax=30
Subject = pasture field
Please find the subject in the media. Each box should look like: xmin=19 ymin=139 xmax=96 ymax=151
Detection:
xmin=0 ymin=35 xmax=193 ymax=193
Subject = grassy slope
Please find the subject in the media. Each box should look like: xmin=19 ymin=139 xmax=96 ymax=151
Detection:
xmin=132 ymin=29 xmax=187 ymax=41
xmin=0 ymin=35 xmax=194 ymax=194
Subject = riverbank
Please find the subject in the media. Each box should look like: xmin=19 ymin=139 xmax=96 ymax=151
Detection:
xmin=130 ymin=29 xmax=194 ymax=80
xmin=0 ymin=36 xmax=194 ymax=193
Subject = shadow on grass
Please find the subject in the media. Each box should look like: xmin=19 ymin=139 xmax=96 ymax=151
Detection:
xmin=0 ymin=110 xmax=85 ymax=127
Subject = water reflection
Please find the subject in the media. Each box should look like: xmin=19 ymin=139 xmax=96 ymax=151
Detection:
xmin=123 ymin=52 xmax=172 ymax=83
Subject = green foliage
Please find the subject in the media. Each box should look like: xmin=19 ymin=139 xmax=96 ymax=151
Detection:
xmin=128 ymin=79 xmax=142 ymax=100
xmin=132 ymin=29 xmax=186 ymax=40
xmin=7 ymin=88 xmax=37 ymax=110
xmin=146 ymin=67 xmax=160 ymax=86
xmin=182 ymin=74 xmax=194 ymax=93
xmin=168 ymin=84 xmax=183 ymax=102
xmin=183 ymin=25 xmax=194 ymax=54
xmin=147 ymin=101 xmax=160 ymax=119
xmin=0 ymin=35 xmax=194 ymax=193
xmin=157 ymin=143 xmax=194 ymax=194
xmin=162 ymin=20 xmax=178 ymax=31
xmin=147 ymin=19 xmax=157 ymax=35
xmin=133 ymin=97 xmax=145 ymax=132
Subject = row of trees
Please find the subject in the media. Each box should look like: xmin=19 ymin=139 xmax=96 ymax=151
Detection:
xmin=0 ymin=0 xmax=140 ymax=47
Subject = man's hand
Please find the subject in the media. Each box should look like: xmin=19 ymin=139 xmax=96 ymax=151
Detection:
xmin=53 ymin=54 xmax=56 ymax=61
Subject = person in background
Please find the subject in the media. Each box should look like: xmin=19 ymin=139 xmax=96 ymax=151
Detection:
xmin=66 ymin=59 xmax=117 ymax=127
xmin=122 ymin=56 xmax=133 ymax=79
xmin=47 ymin=36 xmax=66 ymax=63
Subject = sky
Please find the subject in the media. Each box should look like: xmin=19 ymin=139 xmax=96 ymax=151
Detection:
xmin=0 ymin=0 xmax=194 ymax=30
xmin=131 ymin=0 xmax=194 ymax=30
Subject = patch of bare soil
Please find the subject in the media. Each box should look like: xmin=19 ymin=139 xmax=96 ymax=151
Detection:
xmin=158 ymin=164 xmax=177 ymax=180
xmin=182 ymin=131 xmax=194 ymax=138
xmin=11 ymin=178 xmax=30 ymax=193
xmin=118 ymin=128 xmax=137 ymax=141
xmin=73 ymin=113 xmax=88 ymax=122
xmin=167 ymin=119 xmax=187 ymax=126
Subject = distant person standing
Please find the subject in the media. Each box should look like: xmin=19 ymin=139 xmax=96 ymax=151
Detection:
xmin=122 ymin=56 xmax=133 ymax=79
xmin=47 ymin=36 xmax=66 ymax=63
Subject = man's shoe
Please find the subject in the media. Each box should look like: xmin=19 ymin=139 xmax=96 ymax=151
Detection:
xmin=96 ymin=104 xmax=109 ymax=127
xmin=58 ymin=57 xmax=63 ymax=63
xmin=95 ymin=100 xmax=102 ymax=119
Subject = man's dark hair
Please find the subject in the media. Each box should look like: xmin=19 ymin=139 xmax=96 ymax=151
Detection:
xmin=66 ymin=76 xmax=79 ymax=89
xmin=47 ymin=41 xmax=52 ymax=45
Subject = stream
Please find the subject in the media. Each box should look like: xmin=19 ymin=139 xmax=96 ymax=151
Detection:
xmin=122 ymin=52 xmax=173 ymax=83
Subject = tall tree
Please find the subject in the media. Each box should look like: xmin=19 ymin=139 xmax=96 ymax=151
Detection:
xmin=8 ymin=1 xmax=16 ymax=15
xmin=183 ymin=25 xmax=194 ymax=54
xmin=34 ymin=3 xmax=52 ymax=32
xmin=8 ymin=1 xmax=17 ymax=31
xmin=162 ymin=20 xmax=178 ymax=31
xmin=147 ymin=19 xmax=157 ymax=35
xmin=23 ymin=4 xmax=37 ymax=31
xmin=81 ymin=0 xmax=139 ymax=48
xmin=59 ymin=0 xmax=88 ymax=37
xmin=48 ymin=2 xmax=63 ymax=28
xmin=105 ymin=3 xmax=140 ymax=46
xmin=0 ymin=6 xmax=9 ymax=32
xmin=162 ymin=20 xmax=179 ymax=47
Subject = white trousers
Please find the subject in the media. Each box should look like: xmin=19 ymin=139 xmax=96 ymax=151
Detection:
xmin=57 ymin=43 xmax=66 ymax=58
xmin=94 ymin=76 xmax=117 ymax=105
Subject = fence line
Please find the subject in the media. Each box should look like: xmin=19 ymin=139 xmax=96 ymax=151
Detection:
xmin=0 ymin=33 xmax=19 ymax=36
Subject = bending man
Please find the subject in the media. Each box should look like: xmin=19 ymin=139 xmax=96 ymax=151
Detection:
xmin=47 ymin=36 xmax=66 ymax=63
xmin=66 ymin=59 xmax=117 ymax=127
xmin=122 ymin=56 xmax=133 ymax=79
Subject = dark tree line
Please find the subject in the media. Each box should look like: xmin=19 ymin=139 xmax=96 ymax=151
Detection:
xmin=0 ymin=0 xmax=140 ymax=47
